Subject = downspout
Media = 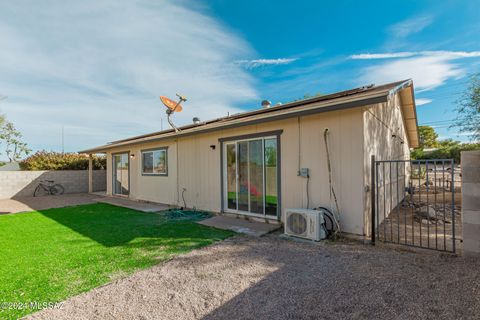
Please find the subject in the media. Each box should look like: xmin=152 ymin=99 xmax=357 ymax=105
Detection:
xmin=323 ymin=128 xmax=341 ymax=233
xmin=176 ymin=138 xmax=180 ymax=207
xmin=297 ymin=116 xmax=301 ymax=175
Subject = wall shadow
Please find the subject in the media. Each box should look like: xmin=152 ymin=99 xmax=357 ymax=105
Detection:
xmin=38 ymin=203 xmax=228 ymax=248
xmin=0 ymin=170 xmax=107 ymax=213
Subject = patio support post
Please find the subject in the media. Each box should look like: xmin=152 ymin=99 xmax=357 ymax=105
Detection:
xmin=88 ymin=154 xmax=93 ymax=193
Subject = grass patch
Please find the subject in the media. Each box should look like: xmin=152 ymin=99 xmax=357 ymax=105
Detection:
xmin=0 ymin=203 xmax=234 ymax=319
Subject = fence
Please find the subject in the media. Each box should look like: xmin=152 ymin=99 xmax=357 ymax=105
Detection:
xmin=0 ymin=170 xmax=106 ymax=199
xmin=371 ymin=157 xmax=458 ymax=253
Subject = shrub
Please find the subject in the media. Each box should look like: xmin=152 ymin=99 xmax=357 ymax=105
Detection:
xmin=20 ymin=151 xmax=106 ymax=170
xmin=411 ymin=141 xmax=480 ymax=163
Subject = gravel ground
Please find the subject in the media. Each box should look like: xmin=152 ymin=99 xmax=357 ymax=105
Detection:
xmin=28 ymin=234 xmax=480 ymax=320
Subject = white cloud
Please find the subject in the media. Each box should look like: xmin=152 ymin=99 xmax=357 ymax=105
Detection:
xmin=422 ymin=51 xmax=480 ymax=58
xmin=416 ymin=98 xmax=432 ymax=106
xmin=455 ymin=131 xmax=477 ymax=136
xmin=235 ymin=58 xmax=298 ymax=69
xmin=351 ymin=51 xmax=480 ymax=60
xmin=358 ymin=55 xmax=462 ymax=91
xmin=351 ymin=52 xmax=416 ymax=60
xmin=389 ymin=15 xmax=434 ymax=38
xmin=0 ymin=1 xmax=259 ymax=153
xmin=354 ymin=51 xmax=480 ymax=91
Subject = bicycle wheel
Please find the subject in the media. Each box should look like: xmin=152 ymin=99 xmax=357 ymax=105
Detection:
xmin=34 ymin=185 xmax=48 ymax=197
xmin=50 ymin=184 xmax=65 ymax=195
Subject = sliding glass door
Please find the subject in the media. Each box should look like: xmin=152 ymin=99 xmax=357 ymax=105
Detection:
xmin=113 ymin=153 xmax=129 ymax=196
xmin=224 ymin=136 xmax=278 ymax=217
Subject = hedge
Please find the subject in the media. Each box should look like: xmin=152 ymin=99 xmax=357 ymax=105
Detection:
xmin=20 ymin=151 xmax=106 ymax=170
xmin=411 ymin=143 xmax=480 ymax=164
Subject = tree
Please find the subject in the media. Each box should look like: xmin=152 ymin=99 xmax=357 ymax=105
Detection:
xmin=453 ymin=73 xmax=480 ymax=141
xmin=0 ymin=114 xmax=4 ymax=154
xmin=0 ymin=121 xmax=31 ymax=162
xmin=418 ymin=125 xmax=439 ymax=148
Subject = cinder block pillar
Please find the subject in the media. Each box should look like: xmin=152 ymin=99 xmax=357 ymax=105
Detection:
xmin=88 ymin=154 xmax=93 ymax=193
xmin=462 ymin=151 xmax=480 ymax=257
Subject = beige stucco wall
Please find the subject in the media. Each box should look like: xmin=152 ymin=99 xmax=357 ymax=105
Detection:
xmin=362 ymin=91 xmax=412 ymax=236
xmin=105 ymin=108 xmax=367 ymax=235
xmin=107 ymin=140 xmax=178 ymax=204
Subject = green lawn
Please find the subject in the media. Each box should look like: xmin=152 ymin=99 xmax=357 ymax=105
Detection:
xmin=0 ymin=203 xmax=234 ymax=319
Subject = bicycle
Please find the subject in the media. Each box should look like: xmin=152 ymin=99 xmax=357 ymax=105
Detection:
xmin=33 ymin=180 xmax=65 ymax=197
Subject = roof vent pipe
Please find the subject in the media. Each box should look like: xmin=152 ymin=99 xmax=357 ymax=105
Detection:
xmin=261 ymin=100 xmax=271 ymax=109
xmin=192 ymin=117 xmax=201 ymax=125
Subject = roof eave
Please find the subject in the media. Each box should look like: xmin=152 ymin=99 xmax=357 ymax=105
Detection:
xmin=394 ymin=80 xmax=420 ymax=148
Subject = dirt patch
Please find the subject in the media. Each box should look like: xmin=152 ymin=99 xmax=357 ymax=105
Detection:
xmin=378 ymin=190 xmax=462 ymax=252
xmin=28 ymin=234 xmax=480 ymax=320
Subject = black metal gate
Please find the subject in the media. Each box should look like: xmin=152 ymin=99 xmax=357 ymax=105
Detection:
xmin=371 ymin=156 xmax=459 ymax=253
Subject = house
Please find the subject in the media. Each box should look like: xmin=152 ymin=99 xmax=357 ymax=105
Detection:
xmin=80 ymin=79 xmax=419 ymax=236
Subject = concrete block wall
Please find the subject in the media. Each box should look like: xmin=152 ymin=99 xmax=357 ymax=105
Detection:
xmin=462 ymin=151 xmax=480 ymax=256
xmin=0 ymin=170 xmax=106 ymax=199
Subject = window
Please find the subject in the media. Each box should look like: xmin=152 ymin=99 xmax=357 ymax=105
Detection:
xmin=142 ymin=148 xmax=167 ymax=175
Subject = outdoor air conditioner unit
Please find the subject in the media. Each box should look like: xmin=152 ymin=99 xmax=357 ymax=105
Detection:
xmin=284 ymin=208 xmax=327 ymax=241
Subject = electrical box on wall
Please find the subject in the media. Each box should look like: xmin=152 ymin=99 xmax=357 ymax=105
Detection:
xmin=298 ymin=168 xmax=309 ymax=178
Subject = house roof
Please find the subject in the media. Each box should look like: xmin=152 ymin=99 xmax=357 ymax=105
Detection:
xmin=79 ymin=79 xmax=419 ymax=153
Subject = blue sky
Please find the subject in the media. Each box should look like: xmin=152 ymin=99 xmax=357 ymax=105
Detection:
xmin=0 ymin=0 xmax=479 ymax=157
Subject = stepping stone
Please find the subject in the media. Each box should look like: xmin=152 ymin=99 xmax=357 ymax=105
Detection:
xmin=198 ymin=215 xmax=281 ymax=237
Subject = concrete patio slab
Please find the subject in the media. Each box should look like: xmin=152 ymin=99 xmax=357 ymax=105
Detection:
xmin=96 ymin=197 xmax=170 ymax=212
xmin=198 ymin=215 xmax=281 ymax=236
xmin=0 ymin=193 xmax=101 ymax=214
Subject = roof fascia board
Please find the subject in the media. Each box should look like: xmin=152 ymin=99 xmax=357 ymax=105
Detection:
xmin=407 ymin=83 xmax=420 ymax=146
xmin=388 ymin=79 xmax=413 ymax=97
